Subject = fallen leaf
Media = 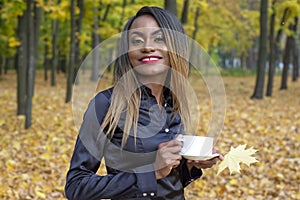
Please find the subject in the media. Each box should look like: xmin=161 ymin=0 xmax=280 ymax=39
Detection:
xmin=217 ymin=144 xmax=258 ymax=175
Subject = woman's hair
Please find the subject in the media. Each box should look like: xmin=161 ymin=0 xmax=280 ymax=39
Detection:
xmin=101 ymin=6 xmax=191 ymax=147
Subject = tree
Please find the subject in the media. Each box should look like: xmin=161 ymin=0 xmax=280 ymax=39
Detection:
xmin=189 ymin=6 xmax=200 ymax=74
xmin=74 ymin=0 xmax=84 ymax=83
xmin=66 ymin=0 xmax=76 ymax=103
xmin=292 ymin=17 xmax=299 ymax=82
xmin=90 ymin=0 xmax=100 ymax=82
xmin=251 ymin=0 xmax=268 ymax=99
xmin=274 ymin=8 xmax=289 ymax=69
xmin=181 ymin=0 xmax=189 ymax=24
xmin=280 ymin=16 xmax=298 ymax=89
xmin=266 ymin=0 xmax=276 ymax=97
xmin=25 ymin=0 xmax=35 ymax=128
xmin=118 ymin=0 xmax=127 ymax=32
xmin=51 ymin=0 xmax=62 ymax=86
xmin=17 ymin=15 xmax=27 ymax=116
xmin=164 ymin=0 xmax=177 ymax=16
xmin=32 ymin=2 xmax=42 ymax=96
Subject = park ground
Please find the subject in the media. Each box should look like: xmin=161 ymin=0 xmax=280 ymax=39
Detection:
xmin=0 ymin=70 xmax=300 ymax=199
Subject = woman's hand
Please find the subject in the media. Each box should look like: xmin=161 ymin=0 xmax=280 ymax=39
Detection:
xmin=154 ymin=135 xmax=183 ymax=180
xmin=186 ymin=148 xmax=224 ymax=170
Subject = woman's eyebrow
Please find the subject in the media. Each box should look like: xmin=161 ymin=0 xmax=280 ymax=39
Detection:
xmin=151 ymin=29 xmax=163 ymax=36
xmin=130 ymin=31 xmax=143 ymax=37
xmin=130 ymin=29 xmax=162 ymax=36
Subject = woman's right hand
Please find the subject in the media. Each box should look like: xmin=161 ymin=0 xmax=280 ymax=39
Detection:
xmin=154 ymin=135 xmax=183 ymax=179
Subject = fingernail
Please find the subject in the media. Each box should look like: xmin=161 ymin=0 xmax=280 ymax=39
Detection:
xmin=176 ymin=134 xmax=184 ymax=142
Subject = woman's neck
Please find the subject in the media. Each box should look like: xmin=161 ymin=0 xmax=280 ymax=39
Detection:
xmin=146 ymin=83 xmax=164 ymax=105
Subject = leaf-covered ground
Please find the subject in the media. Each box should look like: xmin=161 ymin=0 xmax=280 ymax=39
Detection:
xmin=0 ymin=71 xmax=299 ymax=199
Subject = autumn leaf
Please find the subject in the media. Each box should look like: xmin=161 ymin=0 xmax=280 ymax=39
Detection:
xmin=1 ymin=70 xmax=300 ymax=199
xmin=8 ymin=37 xmax=20 ymax=48
xmin=217 ymin=144 xmax=258 ymax=175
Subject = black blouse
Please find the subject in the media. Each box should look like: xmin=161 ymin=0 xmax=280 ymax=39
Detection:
xmin=65 ymin=86 xmax=202 ymax=200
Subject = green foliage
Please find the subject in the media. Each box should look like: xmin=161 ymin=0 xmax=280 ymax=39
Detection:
xmin=274 ymin=0 xmax=300 ymax=36
xmin=0 ymin=0 xmax=299 ymax=71
xmin=0 ymin=0 xmax=25 ymax=57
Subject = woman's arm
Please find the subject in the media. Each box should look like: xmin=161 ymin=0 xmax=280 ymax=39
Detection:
xmin=65 ymin=94 xmax=157 ymax=200
xmin=65 ymin=137 xmax=157 ymax=200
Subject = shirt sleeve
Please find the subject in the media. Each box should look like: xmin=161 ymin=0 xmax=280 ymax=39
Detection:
xmin=180 ymin=159 xmax=203 ymax=187
xmin=65 ymin=93 xmax=158 ymax=200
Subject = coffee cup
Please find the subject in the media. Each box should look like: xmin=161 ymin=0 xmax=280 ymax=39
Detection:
xmin=180 ymin=135 xmax=218 ymax=160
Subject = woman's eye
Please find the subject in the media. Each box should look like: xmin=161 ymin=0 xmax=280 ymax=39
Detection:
xmin=154 ymin=36 xmax=165 ymax=43
xmin=131 ymin=38 xmax=143 ymax=45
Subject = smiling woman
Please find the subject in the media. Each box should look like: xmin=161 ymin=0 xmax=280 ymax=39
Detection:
xmin=128 ymin=15 xmax=170 ymax=92
xmin=65 ymin=6 xmax=222 ymax=200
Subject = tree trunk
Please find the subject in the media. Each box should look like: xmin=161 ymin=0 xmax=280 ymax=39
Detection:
xmin=246 ymin=45 xmax=256 ymax=69
xmin=181 ymin=0 xmax=189 ymax=24
xmin=164 ymin=0 xmax=177 ymax=16
xmin=275 ymin=8 xmax=290 ymax=68
xmin=107 ymin=48 xmax=114 ymax=73
xmin=66 ymin=0 xmax=76 ymax=103
xmin=102 ymin=4 xmax=111 ymax=21
xmin=51 ymin=0 xmax=61 ymax=86
xmin=0 ymin=56 xmax=2 ymax=76
xmin=251 ymin=0 xmax=268 ymax=99
xmin=74 ymin=0 xmax=84 ymax=83
xmin=292 ymin=40 xmax=299 ymax=81
xmin=4 ymin=57 xmax=10 ymax=74
xmin=91 ymin=1 xmax=100 ymax=82
xmin=280 ymin=35 xmax=292 ymax=89
xmin=292 ymin=17 xmax=299 ymax=82
xmin=32 ymin=2 xmax=42 ymax=96
xmin=280 ymin=16 xmax=298 ymax=88
xmin=17 ymin=15 xmax=27 ymax=116
xmin=25 ymin=0 xmax=35 ymax=128
xmin=192 ymin=7 xmax=200 ymax=40
xmin=266 ymin=0 xmax=276 ymax=97
xmin=189 ymin=6 xmax=200 ymax=74
xmin=59 ymin=52 xmax=67 ymax=73
xmin=118 ymin=0 xmax=126 ymax=32
xmin=43 ymin=12 xmax=50 ymax=81
xmin=44 ymin=40 xmax=50 ymax=81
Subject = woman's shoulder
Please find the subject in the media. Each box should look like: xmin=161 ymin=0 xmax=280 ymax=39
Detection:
xmin=95 ymin=87 xmax=114 ymax=102
xmin=93 ymin=87 xmax=114 ymax=122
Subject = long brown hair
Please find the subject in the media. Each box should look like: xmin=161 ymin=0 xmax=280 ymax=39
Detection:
xmin=101 ymin=6 xmax=191 ymax=147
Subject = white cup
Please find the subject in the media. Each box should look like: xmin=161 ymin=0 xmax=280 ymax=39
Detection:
xmin=180 ymin=135 xmax=213 ymax=157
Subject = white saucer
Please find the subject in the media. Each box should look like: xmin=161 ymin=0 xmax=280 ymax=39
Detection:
xmin=182 ymin=153 xmax=220 ymax=161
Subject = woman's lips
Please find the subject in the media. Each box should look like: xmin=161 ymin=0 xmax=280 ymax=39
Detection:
xmin=139 ymin=56 xmax=162 ymax=64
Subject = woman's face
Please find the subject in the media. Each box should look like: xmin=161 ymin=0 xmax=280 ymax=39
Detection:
xmin=128 ymin=15 xmax=170 ymax=80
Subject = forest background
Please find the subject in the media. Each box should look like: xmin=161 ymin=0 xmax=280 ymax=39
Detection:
xmin=0 ymin=0 xmax=300 ymax=199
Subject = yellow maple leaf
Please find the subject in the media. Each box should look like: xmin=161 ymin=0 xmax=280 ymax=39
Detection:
xmin=217 ymin=144 xmax=258 ymax=175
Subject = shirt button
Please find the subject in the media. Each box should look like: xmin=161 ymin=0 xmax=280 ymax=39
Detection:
xmin=165 ymin=128 xmax=169 ymax=133
xmin=143 ymin=193 xmax=147 ymax=197
xmin=150 ymin=192 xmax=155 ymax=196
xmin=164 ymin=103 xmax=167 ymax=107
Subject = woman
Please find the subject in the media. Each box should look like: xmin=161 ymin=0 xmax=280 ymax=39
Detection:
xmin=65 ymin=6 xmax=222 ymax=200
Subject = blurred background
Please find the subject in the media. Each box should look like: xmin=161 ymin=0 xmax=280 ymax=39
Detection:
xmin=0 ymin=0 xmax=300 ymax=199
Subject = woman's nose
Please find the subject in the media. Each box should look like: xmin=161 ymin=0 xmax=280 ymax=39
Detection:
xmin=141 ymin=41 xmax=155 ymax=53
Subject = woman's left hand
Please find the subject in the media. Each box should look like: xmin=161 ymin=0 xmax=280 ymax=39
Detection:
xmin=186 ymin=148 xmax=224 ymax=170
